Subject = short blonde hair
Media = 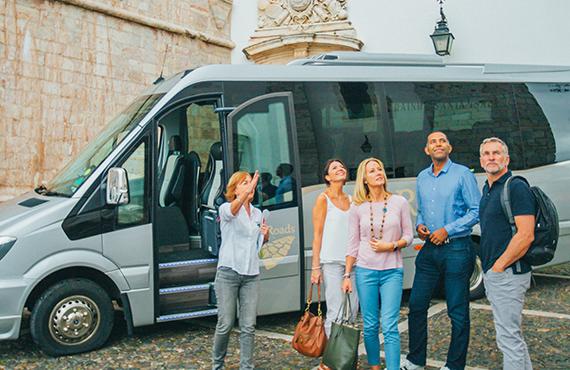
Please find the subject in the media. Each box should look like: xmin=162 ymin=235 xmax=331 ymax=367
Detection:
xmin=353 ymin=158 xmax=390 ymax=205
xmin=224 ymin=171 xmax=250 ymax=201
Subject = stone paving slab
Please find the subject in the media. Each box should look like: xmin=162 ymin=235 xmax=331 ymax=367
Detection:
xmin=399 ymin=308 xmax=570 ymax=370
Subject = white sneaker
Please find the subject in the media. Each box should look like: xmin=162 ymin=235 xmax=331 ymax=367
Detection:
xmin=440 ymin=367 xmax=451 ymax=370
xmin=400 ymin=358 xmax=424 ymax=370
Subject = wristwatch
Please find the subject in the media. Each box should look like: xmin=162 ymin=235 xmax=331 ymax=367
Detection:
xmin=393 ymin=242 xmax=398 ymax=251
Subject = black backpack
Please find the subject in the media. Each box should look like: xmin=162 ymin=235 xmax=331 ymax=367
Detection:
xmin=501 ymin=175 xmax=559 ymax=266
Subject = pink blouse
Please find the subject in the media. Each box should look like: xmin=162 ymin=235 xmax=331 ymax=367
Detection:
xmin=347 ymin=194 xmax=414 ymax=271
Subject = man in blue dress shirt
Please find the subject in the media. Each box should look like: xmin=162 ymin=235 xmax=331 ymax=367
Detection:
xmin=401 ymin=132 xmax=480 ymax=370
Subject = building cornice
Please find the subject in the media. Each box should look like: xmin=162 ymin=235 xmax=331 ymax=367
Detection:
xmin=56 ymin=0 xmax=235 ymax=49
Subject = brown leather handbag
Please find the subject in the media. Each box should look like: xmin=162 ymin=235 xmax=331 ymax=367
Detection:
xmin=291 ymin=283 xmax=327 ymax=357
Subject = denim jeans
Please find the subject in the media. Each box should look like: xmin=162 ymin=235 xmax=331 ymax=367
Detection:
xmin=322 ymin=263 xmax=358 ymax=337
xmin=407 ymin=237 xmax=475 ymax=370
xmin=355 ymin=266 xmax=403 ymax=369
xmin=212 ymin=267 xmax=259 ymax=370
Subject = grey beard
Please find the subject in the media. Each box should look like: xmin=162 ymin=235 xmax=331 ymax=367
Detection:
xmin=485 ymin=164 xmax=505 ymax=175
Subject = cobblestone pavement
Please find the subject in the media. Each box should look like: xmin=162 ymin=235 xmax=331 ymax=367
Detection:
xmin=1 ymin=264 xmax=569 ymax=370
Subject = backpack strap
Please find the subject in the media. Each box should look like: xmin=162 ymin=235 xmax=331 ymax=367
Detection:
xmin=499 ymin=175 xmax=529 ymax=273
xmin=500 ymin=176 xmax=517 ymax=237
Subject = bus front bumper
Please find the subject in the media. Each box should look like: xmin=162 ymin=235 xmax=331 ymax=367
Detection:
xmin=0 ymin=279 xmax=28 ymax=340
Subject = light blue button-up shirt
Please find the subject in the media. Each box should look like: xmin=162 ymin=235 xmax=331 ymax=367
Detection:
xmin=416 ymin=159 xmax=480 ymax=238
xmin=218 ymin=202 xmax=262 ymax=276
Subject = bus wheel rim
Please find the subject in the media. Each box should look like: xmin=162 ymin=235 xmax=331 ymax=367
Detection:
xmin=48 ymin=295 xmax=101 ymax=346
xmin=470 ymin=257 xmax=483 ymax=292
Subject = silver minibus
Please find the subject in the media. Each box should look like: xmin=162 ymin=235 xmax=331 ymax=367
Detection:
xmin=0 ymin=52 xmax=568 ymax=355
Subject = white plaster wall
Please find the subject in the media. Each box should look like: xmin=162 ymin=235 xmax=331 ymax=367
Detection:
xmin=231 ymin=0 xmax=570 ymax=66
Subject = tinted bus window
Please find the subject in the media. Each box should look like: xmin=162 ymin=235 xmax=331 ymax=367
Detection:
xmin=224 ymin=81 xmax=394 ymax=187
xmin=297 ymin=82 xmax=393 ymax=186
xmin=231 ymin=96 xmax=297 ymax=207
xmin=518 ymin=83 xmax=567 ymax=165
xmin=384 ymin=82 xmax=523 ymax=176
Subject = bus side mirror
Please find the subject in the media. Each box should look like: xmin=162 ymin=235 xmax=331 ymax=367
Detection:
xmin=106 ymin=167 xmax=129 ymax=205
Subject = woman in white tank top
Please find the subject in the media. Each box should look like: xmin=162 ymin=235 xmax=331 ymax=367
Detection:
xmin=311 ymin=159 xmax=358 ymax=338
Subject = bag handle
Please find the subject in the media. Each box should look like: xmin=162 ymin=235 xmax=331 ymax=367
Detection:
xmin=334 ymin=292 xmax=354 ymax=324
xmin=304 ymin=283 xmax=323 ymax=318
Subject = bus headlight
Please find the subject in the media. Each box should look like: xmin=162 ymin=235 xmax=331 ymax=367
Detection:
xmin=0 ymin=236 xmax=17 ymax=261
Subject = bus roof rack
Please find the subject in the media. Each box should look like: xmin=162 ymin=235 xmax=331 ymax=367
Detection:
xmin=287 ymin=52 xmax=444 ymax=67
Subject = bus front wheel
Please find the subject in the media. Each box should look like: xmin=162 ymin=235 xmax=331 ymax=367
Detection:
xmin=30 ymin=278 xmax=114 ymax=356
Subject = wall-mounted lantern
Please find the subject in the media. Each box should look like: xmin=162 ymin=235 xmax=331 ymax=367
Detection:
xmin=430 ymin=0 xmax=455 ymax=56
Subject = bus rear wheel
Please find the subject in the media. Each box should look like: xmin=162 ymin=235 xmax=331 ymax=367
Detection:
xmin=30 ymin=278 xmax=114 ymax=356
xmin=469 ymin=254 xmax=485 ymax=300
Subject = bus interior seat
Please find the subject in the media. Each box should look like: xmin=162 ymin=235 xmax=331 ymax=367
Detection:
xmin=159 ymin=135 xmax=185 ymax=207
xmin=184 ymin=151 xmax=202 ymax=234
xmin=200 ymin=141 xmax=224 ymax=209
xmin=199 ymin=142 xmax=223 ymax=256
xmin=156 ymin=136 xmax=192 ymax=256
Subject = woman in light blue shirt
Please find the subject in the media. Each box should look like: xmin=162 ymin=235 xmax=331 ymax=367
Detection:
xmin=212 ymin=170 xmax=269 ymax=370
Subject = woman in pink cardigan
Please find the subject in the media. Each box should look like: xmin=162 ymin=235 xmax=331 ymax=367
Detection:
xmin=342 ymin=157 xmax=413 ymax=370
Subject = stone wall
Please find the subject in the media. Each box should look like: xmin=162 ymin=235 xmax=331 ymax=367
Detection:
xmin=0 ymin=0 xmax=233 ymax=200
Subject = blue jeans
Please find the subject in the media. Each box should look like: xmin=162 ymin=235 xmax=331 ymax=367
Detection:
xmin=212 ymin=267 xmax=259 ymax=370
xmin=355 ymin=266 xmax=403 ymax=369
xmin=407 ymin=237 xmax=475 ymax=370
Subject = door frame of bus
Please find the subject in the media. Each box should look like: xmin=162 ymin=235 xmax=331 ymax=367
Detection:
xmin=224 ymin=91 xmax=306 ymax=313
xmin=151 ymin=93 xmax=224 ymax=321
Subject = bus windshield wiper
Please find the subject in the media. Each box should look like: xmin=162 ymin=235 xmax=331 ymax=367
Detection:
xmin=43 ymin=191 xmax=71 ymax=198
xmin=34 ymin=185 xmax=70 ymax=197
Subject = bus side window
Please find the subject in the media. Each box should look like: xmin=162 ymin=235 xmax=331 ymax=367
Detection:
xmin=117 ymin=140 xmax=149 ymax=227
xmin=232 ymin=98 xmax=297 ymax=209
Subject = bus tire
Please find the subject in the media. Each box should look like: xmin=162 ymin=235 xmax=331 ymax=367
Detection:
xmin=30 ymin=278 xmax=114 ymax=356
xmin=469 ymin=246 xmax=485 ymax=300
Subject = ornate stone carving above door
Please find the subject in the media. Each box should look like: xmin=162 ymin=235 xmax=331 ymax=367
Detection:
xmin=244 ymin=0 xmax=363 ymax=64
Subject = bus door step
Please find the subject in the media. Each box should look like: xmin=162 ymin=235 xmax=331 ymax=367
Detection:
xmin=159 ymin=258 xmax=217 ymax=288
xmin=159 ymin=283 xmax=215 ymax=313
xmin=156 ymin=308 xmax=218 ymax=323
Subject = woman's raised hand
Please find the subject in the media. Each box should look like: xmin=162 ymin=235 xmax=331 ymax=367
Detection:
xmin=248 ymin=171 xmax=260 ymax=195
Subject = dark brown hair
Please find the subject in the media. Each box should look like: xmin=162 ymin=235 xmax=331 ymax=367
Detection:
xmin=323 ymin=158 xmax=347 ymax=186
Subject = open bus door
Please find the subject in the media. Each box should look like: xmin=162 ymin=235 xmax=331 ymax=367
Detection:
xmin=226 ymin=92 xmax=305 ymax=315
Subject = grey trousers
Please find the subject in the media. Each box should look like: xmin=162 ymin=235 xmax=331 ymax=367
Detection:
xmin=483 ymin=268 xmax=532 ymax=370
xmin=322 ymin=263 xmax=358 ymax=337
xmin=212 ymin=267 xmax=259 ymax=370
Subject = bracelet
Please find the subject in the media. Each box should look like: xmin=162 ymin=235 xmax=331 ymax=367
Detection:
xmin=343 ymin=273 xmax=350 ymax=279
xmin=312 ymin=266 xmax=321 ymax=270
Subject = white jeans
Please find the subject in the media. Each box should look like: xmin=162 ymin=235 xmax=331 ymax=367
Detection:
xmin=322 ymin=263 xmax=359 ymax=337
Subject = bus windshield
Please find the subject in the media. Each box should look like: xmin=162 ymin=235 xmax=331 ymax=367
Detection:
xmin=42 ymin=93 xmax=164 ymax=197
